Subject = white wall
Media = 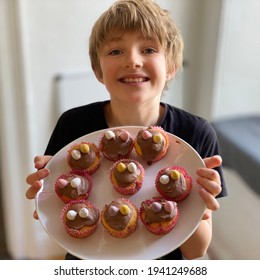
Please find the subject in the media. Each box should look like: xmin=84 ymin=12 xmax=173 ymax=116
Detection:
xmin=212 ymin=0 xmax=260 ymax=119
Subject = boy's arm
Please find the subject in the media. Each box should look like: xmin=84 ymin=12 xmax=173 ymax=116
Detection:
xmin=180 ymin=156 xmax=222 ymax=259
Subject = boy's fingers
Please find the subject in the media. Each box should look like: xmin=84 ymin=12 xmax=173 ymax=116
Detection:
xmin=33 ymin=210 xmax=39 ymax=220
xmin=203 ymin=155 xmax=222 ymax=169
xmin=25 ymin=181 xmax=42 ymax=199
xmin=34 ymin=155 xmax=52 ymax=169
xmin=26 ymin=168 xmax=50 ymax=185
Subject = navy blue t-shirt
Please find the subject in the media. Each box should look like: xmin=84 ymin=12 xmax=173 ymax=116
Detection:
xmin=44 ymin=101 xmax=227 ymax=260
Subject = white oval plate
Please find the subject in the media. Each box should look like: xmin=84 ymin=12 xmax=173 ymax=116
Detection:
xmin=36 ymin=126 xmax=206 ymax=260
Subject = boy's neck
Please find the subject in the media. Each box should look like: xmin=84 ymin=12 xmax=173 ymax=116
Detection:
xmin=105 ymin=100 xmax=164 ymax=128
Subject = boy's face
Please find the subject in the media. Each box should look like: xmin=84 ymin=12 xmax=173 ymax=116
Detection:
xmin=96 ymin=31 xmax=174 ymax=106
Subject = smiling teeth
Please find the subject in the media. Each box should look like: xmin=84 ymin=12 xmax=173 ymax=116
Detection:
xmin=122 ymin=77 xmax=146 ymax=83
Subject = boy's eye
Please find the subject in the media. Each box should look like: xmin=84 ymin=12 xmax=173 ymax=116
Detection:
xmin=108 ymin=49 xmax=122 ymax=55
xmin=143 ymin=48 xmax=157 ymax=54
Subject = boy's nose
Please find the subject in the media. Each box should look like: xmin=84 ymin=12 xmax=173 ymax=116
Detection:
xmin=124 ymin=51 xmax=143 ymax=68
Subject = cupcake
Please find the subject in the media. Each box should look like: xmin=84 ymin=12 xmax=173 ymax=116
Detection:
xmin=54 ymin=170 xmax=93 ymax=203
xmin=155 ymin=166 xmax=192 ymax=202
xmin=134 ymin=126 xmax=169 ymax=165
xmin=61 ymin=199 xmax=100 ymax=238
xmin=140 ymin=197 xmax=179 ymax=235
xmin=101 ymin=198 xmax=138 ymax=238
xmin=109 ymin=159 xmax=145 ymax=195
xmin=67 ymin=141 xmax=101 ymax=174
xmin=98 ymin=128 xmax=134 ymax=161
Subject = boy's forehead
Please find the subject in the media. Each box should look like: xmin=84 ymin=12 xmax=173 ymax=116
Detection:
xmin=105 ymin=31 xmax=157 ymax=43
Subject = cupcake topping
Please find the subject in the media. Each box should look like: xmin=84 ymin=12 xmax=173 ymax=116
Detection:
xmin=113 ymin=161 xmax=141 ymax=187
xmin=65 ymin=203 xmax=99 ymax=229
xmin=142 ymin=199 xmax=177 ymax=223
xmin=151 ymin=201 xmax=162 ymax=212
xmin=105 ymin=130 xmax=115 ymax=140
xmin=67 ymin=210 xmax=77 ymax=220
xmin=71 ymin=149 xmax=81 ymax=160
xmin=142 ymin=130 xmax=152 ymax=140
xmin=136 ymin=127 xmax=166 ymax=163
xmin=158 ymin=168 xmax=187 ymax=198
xmin=120 ymin=205 xmax=131 ymax=215
xmin=79 ymin=207 xmax=89 ymax=218
xmin=171 ymin=170 xmax=180 ymax=180
xmin=57 ymin=175 xmax=90 ymax=199
xmin=108 ymin=205 xmax=119 ymax=216
xmin=101 ymin=129 xmax=133 ymax=159
xmin=80 ymin=144 xmax=90 ymax=153
xmin=153 ymin=134 xmax=163 ymax=144
xmin=103 ymin=200 xmax=133 ymax=230
xmin=127 ymin=162 xmax=137 ymax=173
xmin=70 ymin=177 xmax=81 ymax=188
xmin=57 ymin=178 xmax=68 ymax=189
xmin=159 ymin=174 xmax=170 ymax=185
xmin=69 ymin=143 xmax=97 ymax=170
xmin=71 ymin=144 xmax=90 ymax=160
xmin=117 ymin=162 xmax=127 ymax=172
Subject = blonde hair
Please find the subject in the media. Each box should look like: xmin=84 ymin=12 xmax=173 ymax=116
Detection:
xmin=89 ymin=0 xmax=184 ymax=79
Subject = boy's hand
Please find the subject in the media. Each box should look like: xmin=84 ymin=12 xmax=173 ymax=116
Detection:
xmin=25 ymin=155 xmax=52 ymax=219
xmin=196 ymin=155 xmax=222 ymax=214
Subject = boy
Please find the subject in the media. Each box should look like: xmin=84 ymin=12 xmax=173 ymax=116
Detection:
xmin=26 ymin=0 xmax=226 ymax=260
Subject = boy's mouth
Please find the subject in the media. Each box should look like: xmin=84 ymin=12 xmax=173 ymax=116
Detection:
xmin=119 ymin=77 xmax=149 ymax=83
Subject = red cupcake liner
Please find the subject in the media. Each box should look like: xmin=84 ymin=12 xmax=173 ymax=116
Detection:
xmin=155 ymin=166 xmax=193 ymax=202
xmin=54 ymin=170 xmax=93 ymax=204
